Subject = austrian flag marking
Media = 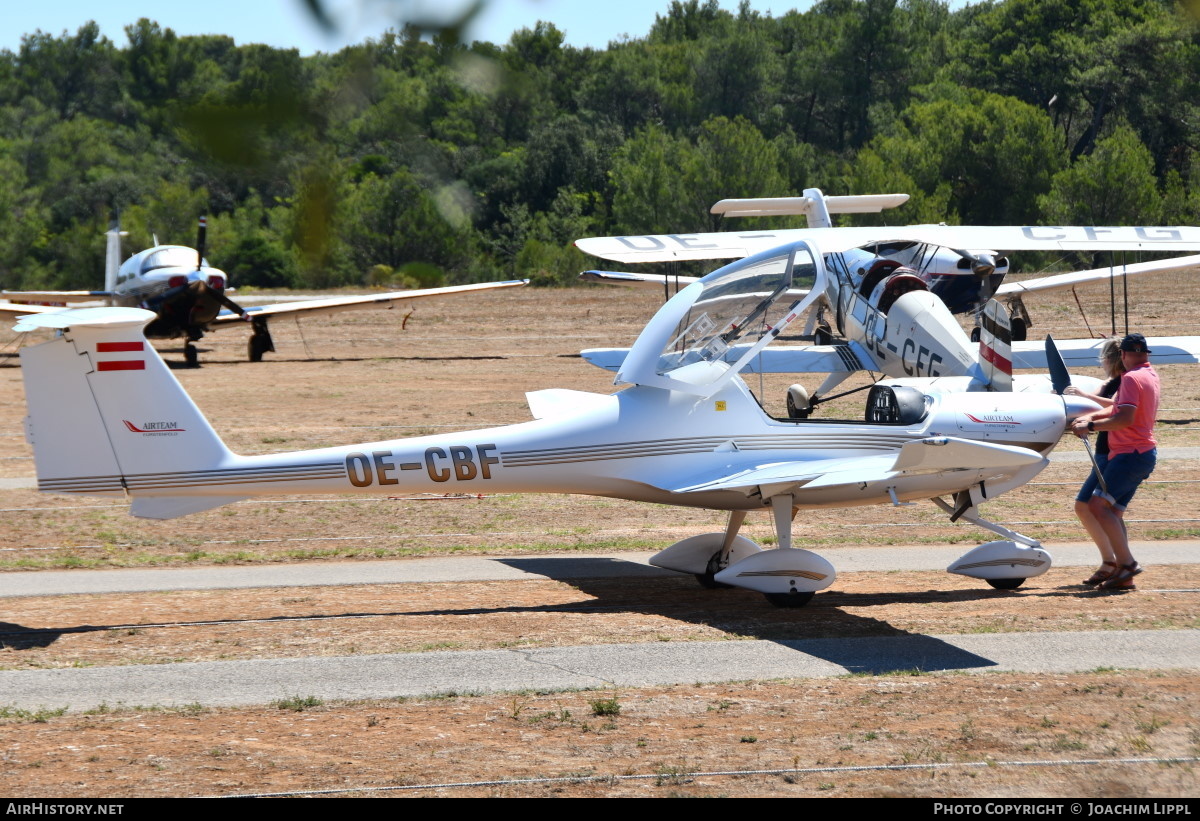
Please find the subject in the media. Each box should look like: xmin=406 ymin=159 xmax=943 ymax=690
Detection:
xmin=96 ymin=341 xmax=145 ymax=371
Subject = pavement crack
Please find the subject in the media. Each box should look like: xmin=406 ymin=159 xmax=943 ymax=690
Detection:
xmin=504 ymin=648 xmax=615 ymax=686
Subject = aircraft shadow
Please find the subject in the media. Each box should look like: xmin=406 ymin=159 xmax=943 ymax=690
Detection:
xmin=1 ymin=563 xmax=1118 ymax=673
xmin=496 ymin=557 xmax=1001 ymax=674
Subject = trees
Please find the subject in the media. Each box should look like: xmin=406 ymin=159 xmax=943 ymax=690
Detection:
xmin=1 ymin=3 xmax=1193 ymax=291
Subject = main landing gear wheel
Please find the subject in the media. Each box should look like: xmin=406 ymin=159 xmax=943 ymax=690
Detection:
xmin=248 ymin=333 xmax=270 ymax=362
xmin=763 ymin=591 xmax=815 ymax=608
xmin=986 ymin=578 xmax=1024 ymax=590
xmin=184 ymin=343 xmax=199 ymax=368
xmin=1009 ymin=317 xmax=1027 ymax=342
xmin=694 ymin=550 xmax=734 ymax=589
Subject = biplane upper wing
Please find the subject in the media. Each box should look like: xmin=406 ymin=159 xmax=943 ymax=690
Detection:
xmin=208 ymin=279 xmax=529 ymax=324
xmin=576 ymin=226 xmax=1200 ymax=264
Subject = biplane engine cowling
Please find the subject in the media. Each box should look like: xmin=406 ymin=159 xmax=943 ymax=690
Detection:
xmin=867 ymin=267 xmax=929 ymax=316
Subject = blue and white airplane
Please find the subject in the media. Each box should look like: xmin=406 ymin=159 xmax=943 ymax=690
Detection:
xmin=1 ymin=219 xmax=526 ymax=366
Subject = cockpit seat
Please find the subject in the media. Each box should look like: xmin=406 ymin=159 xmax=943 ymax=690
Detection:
xmin=865 ymin=385 xmax=928 ymax=425
xmin=875 ymin=269 xmax=928 ymax=314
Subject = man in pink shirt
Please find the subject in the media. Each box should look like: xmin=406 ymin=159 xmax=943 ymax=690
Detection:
xmin=1071 ymin=333 xmax=1159 ymax=590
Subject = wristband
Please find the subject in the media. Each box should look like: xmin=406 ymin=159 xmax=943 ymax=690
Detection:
xmin=1087 ymin=421 xmax=1095 ymax=432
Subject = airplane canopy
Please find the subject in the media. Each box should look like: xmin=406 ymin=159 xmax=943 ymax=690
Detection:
xmin=139 ymin=247 xmax=207 ymax=274
xmin=618 ymin=240 xmax=827 ymax=396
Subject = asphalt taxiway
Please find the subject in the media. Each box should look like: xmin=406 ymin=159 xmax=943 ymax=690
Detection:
xmin=0 ymin=544 xmax=1197 ymax=711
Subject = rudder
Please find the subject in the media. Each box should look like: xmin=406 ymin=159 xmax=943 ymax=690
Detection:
xmin=18 ymin=308 xmax=235 ymax=499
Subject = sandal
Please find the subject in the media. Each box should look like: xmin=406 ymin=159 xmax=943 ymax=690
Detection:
xmin=1098 ymin=562 xmax=1143 ymax=590
xmin=1082 ymin=562 xmax=1117 ymax=586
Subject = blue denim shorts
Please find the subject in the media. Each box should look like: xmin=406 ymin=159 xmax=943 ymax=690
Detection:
xmin=1079 ymin=449 xmax=1156 ymax=511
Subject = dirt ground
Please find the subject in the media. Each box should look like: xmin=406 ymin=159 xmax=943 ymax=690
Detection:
xmin=0 ymin=277 xmax=1198 ymax=797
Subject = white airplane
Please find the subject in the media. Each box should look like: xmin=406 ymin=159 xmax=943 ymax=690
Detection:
xmin=578 ymin=191 xmax=1200 ymax=410
xmin=580 ymin=188 xmax=1200 ymax=342
xmin=0 ymin=219 xmax=528 ymax=366
xmin=15 ymin=239 xmax=1101 ymax=607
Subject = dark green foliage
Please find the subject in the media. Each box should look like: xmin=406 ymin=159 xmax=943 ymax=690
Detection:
xmin=1 ymin=1 xmax=1196 ymax=291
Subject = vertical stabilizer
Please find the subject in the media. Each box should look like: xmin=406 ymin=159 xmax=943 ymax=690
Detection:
xmin=978 ymin=300 xmax=1013 ymax=392
xmin=17 ymin=308 xmax=236 ymax=498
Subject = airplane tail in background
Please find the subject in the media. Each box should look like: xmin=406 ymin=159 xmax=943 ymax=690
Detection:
xmin=977 ymin=300 xmax=1013 ymax=392
xmin=16 ymin=308 xmax=242 ymax=516
xmin=104 ymin=220 xmax=126 ymax=295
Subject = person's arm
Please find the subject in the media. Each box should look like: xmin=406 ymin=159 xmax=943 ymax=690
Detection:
xmin=1064 ymin=386 xmax=1115 ymax=407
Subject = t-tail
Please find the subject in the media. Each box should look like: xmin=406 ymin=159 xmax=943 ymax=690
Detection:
xmin=17 ymin=307 xmax=244 ymax=518
xmin=977 ymin=299 xmax=1013 ymax=392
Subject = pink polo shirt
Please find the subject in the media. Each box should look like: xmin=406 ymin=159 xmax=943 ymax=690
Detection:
xmin=1107 ymin=362 xmax=1159 ymax=455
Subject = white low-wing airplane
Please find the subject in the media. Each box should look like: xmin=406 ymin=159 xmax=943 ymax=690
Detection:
xmin=16 ymin=240 xmax=1100 ymax=607
xmin=0 ymin=219 xmax=527 ymax=366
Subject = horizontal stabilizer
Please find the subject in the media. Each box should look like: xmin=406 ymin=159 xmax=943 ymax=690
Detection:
xmin=13 ymin=306 xmax=155 ymax=332
xmin=130 ymin=496 xmax=250 ymax=520
xmin=711 ymin=194 xmax=909 ymax=218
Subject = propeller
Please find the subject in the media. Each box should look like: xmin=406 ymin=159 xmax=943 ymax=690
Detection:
xmin=954 ymin=248 xmax=1000 ymax=315
xmin=951 ymin=249 xmax=997 ymax=278
xmin=1044 ymin=334 xmax=1071 ymax=395
xmin=195 ymin=216 xmax=207 ymax=270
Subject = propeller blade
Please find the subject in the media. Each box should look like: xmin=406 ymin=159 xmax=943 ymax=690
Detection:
xmin=1045 ymin=334 xmax=1071 ymax=395
xmin=950 ymin=248 xmax=996 ymax=278
xmin=195 ymin=216 xmax=207 ymax=271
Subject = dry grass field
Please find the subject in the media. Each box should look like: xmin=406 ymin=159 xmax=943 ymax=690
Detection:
xmin=0 ymin=272 xmax=1198 ymax=797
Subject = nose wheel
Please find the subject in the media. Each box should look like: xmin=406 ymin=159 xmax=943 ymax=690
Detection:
xmin=763 ymin=591 xmax=814 ymax=608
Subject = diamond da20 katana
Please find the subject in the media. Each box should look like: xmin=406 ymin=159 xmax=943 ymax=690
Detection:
xmin=16 ymin=239 xmax=1099 ymax=606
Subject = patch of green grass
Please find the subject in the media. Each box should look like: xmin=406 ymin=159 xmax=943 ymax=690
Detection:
xmin=0 ymin=705 xmax=68 ymax=723
xmin=589 ymin=695 xmax=620 ymax=716
xmin=272 ymin=695 xmax=323 ymax=712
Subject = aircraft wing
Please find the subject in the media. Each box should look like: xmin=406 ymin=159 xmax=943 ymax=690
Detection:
xmin=0 ymin=290 xmax=113 ymax=304
xmin=670 ymin=437 xmax=1044 ymax=496
xmin=996 ymin=255 xmax=1200 ymax=298
xmin=577 ymin=226 xmax=1200 ymax=263
xmin=210 ymin=280 xmax=529 ymax=324
xmin=580 ymin=341 xmax=878 ymax=376
xmin=1012 ymin=336 xmax=1200 ymax=370
xmin=579 ymin=270 xmax=700 ymax=288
